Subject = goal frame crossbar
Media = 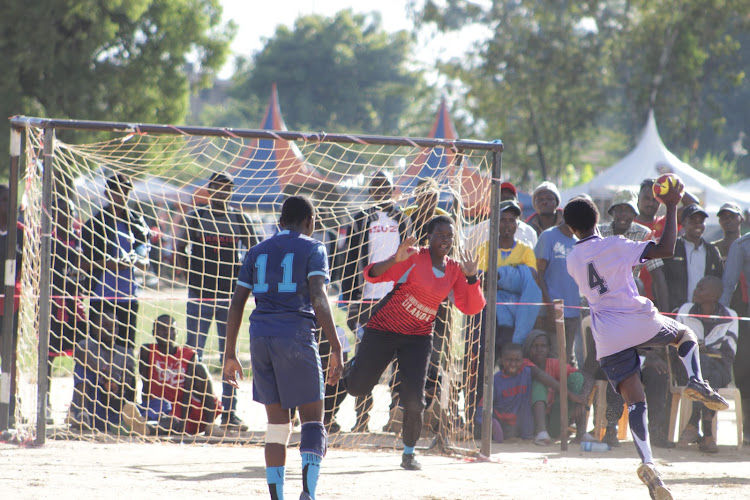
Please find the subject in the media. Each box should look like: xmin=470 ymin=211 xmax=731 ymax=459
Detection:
xmin=4 ymin=115 xmax=503 ymax=452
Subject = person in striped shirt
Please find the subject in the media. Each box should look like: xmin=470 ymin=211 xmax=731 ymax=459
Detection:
xmin=342 ymin=215 xmax=486 ymax=470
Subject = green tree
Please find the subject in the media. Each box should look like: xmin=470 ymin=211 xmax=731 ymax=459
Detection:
xmin=0 ymin=0 xmax=234 ymax=180
xmin=417 ymin=1 xmax=610 ymax=183
xmin=211 ymin=10 xmax=421 ymax=135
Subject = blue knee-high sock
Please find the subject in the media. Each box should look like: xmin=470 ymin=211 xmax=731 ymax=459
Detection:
xmin=628 ymin=402 xmax=653 ymax=465
xmin=266 ymin=466 xmax=285 ymax=500
xmin=677 ymin=340 xmax=703 ymax=381
xmin=300 ymin=422 xmax=327 ymax=499
xmin=301 ymin=453 xmax=322 ymax=499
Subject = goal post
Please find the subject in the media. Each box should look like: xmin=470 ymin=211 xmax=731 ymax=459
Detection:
xmin=6 ymin=115 xmax=503 ymax=451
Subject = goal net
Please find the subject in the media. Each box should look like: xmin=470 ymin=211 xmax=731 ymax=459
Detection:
xmin=7 ymin=114 xmax=500 ymax=454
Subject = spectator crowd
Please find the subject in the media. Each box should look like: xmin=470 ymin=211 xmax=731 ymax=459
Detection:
xmin=1 ymin=170 xmax=747 ymax=455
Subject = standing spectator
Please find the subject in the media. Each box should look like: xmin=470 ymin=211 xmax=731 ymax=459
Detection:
xmin=674 ymin=276 xmax=737 ymax=452
xmin=223 ymin=195 xmax=343 ymax=500
xmin=343 ymin=216 xmax=485 ymax=470
xmin=476 ymin=200 xmax=540 ymax=348
xmin=713 ymin=202 xmax=743 ymax=261
xmin=534 ymin=217 xmax=581 ymax=365
xmin=341 ymin=172 xmax=409 ymax=433
xmin=81 ymin=174 xmax=149 ymax=403
xmin=649 ymin=204 xmax=723 ymax=313
xmin=525 ymin=181 xmax=564 ymax=236
xmin=465 ymin=181 xmax=537 ymax=253
xmin=177 ymin=172 xmax=258 ymax=431
xmin=598 ymin=189 xmax=655 ymax=281
xmin=720 ymin=231 xmax=750 ymax=446
xmin=712 ymin=201 xmax=748 ymax=341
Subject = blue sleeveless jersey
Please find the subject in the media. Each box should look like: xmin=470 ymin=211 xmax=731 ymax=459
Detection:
xmin=237 ymin=230 xmax=329 ymax=338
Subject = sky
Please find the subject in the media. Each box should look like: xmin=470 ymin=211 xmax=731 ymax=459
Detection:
xmin=217 ymin=0 xmax=491 ymax=79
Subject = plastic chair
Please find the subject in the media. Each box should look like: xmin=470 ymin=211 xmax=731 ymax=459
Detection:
xmin=666 ymin=350 xmax=743 ymax=449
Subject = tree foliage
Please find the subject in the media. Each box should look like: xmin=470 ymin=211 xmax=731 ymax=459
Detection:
xmin=414 ymin=0 xmax=750 ymax=187
xmin=0 ymin=0 xmax=234 ymax=179
xmin=208 ymin=10 xmax=421 ymax=135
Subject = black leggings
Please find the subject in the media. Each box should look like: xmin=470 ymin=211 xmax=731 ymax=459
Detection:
xmin=344 ymin=328 xmax=432 ymax=447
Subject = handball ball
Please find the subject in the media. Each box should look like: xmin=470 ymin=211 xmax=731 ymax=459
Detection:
xmin=652 ymin=173 xmax=683 ymax=201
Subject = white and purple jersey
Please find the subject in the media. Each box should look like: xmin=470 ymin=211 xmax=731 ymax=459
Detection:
xmin=566 ymin=235 xmax=662 ymax=359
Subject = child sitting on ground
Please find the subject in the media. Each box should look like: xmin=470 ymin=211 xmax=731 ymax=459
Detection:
xmin=475 ymin=343 xmax=585 ymax=442
xmin=523 ymin=329 xmax=594 ymax=445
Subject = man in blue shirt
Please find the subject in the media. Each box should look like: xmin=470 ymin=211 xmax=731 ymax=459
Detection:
xmin=534 ymin=221 xmax=581 ymax=365
xmin=223 ymin=196 xmax=343 ymax=500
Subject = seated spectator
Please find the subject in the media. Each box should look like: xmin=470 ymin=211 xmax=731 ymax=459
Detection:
xmin=524 ymin=330 xmax=593 ymax=445
xmin=674 ymin=276 xmax=738 ymax=453
xmin=138 ymin=314 xmax=222 ymax=435
xmin=465 ymin=181 xmax=537 ymax=251
xmin=475 ymin=343 xmax=584 ymax=442
xmin=67 ymin=309 xmax=135 ymax=432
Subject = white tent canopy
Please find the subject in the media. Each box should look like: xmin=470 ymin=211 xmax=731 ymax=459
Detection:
xmin=561 ymin=111 xmax=750 ymax=217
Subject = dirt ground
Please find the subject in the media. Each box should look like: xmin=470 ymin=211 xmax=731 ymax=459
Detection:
xmin=2 ymin=429 xmax=750 ymax=499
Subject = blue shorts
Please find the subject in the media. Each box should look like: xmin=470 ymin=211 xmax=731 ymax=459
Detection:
xmin=599 ymin=315 xmax=682 ymax=393
xmin=250 ymin=333 xmax=324 ymax=409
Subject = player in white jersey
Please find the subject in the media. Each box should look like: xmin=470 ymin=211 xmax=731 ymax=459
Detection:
xmin=564 ymin=187 xmax=728 ymax=500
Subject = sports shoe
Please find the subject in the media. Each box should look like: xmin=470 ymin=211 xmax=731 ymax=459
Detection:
xmin=637 ymin=463 xmax=673 ymax=500
xmin=400 ymin=453 xmax=422 ymax=471
xmin=698 ymin=435 xmax=719 ymax=453
xmin=677 ymin=423 xmax=700 ymax=447
xmin=325 ymin=420 xmax=341 ymax=434
xmin=223 ymin=413 xmax=249 ymax=432
xmin=684 ymin=377 xmax=729 ymax=411
xmin=352 ymin=418 xmax=369 ymax=433
xmin=602 ymin=428 xmax=621 ymax=448
xmin=66 ymin=409 xmax=92 ymax=431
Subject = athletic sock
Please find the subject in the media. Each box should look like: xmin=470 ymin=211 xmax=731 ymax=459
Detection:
xmin=300 ymin=421 xmax=326 ymax=499
xmin=677 ymin=340 xmax=703 ymax=381
xmin=628 ymin=402 xmax=653 ymax=465
xmin=266 ymin=466 xmax=285 ymax=500
xmin=403 ymin=445 xmax=415 ymax=455
xmin=301 ymin=452 xmax=322 ymax=499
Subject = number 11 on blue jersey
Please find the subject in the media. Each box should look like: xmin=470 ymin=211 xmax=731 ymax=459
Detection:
xmin=254 ymin=253 xmax=297 ymax=293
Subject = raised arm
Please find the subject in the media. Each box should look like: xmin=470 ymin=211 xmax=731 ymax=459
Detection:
xmin=643 ymin=180 xmax=683 ymax=260
xmin=453 ymin=249 xmax=486 ymax=315
xmin=365 ymin=235 xmax=418 ymax=280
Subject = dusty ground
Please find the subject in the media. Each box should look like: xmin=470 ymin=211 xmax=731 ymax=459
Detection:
xmin=2 ymin=436 xmax=749 ymax=499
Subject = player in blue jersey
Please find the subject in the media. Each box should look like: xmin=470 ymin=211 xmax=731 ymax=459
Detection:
xmin=223 ymin=196 xmax=343 ymax=500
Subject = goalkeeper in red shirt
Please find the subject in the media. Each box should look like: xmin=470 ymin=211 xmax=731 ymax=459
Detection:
xmin=343 ymin=215 xmax=486 ymax=470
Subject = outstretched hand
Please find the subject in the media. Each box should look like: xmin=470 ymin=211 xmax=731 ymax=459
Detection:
xmin=659 ymin=178 xmax=684 ymax=207
xmin=223 ymin=357 xmax=244 ymax=389
xmin=394 ymin=235 xmax=418 ymax=262
xmin=458 ymin=248 xmax=479 ymax=278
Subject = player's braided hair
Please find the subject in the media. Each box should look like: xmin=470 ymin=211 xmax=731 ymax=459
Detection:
xmin=563 ymin=196 xmax=599 ymax=232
